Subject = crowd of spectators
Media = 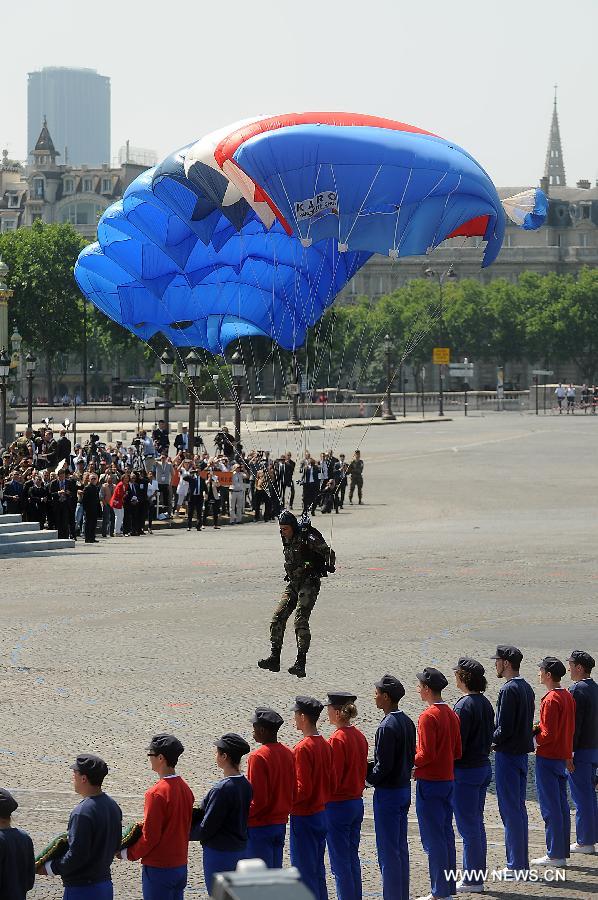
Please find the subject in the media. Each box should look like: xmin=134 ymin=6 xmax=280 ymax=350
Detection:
xmin=0 ymin=420 xmax=365 ymax=542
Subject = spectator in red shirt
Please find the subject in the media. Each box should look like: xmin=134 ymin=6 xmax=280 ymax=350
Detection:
xmin=118 ymin=734 xmax=194 ymax=900
xmin=326 ymin=690 xmax=368 ymax=900
xmin=290 ymin=696 xmax=334 ymax=900
xmin=413 ymin=668 xmax=462 ymax=900
xmin=531 ymin=657 xmax=576 ymax=867
xmin=246 ymin=707 xmax=295 ymax=868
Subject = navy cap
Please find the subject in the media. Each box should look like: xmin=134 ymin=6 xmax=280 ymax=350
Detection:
xmin=293 ymin=696 xmax=324 ymax=717
xmin=252 ymin=707 xmax=284 ymax=729
xmin=0 ymin=788 xmax=18 ymax=818
xmin=416 ymin=667 xmax=448 ymax=692
xmin=215 ymin=733 xmax=251 ymax=757
xmin=71 ymin=754 xmax=109 ymax=781
xmin=375 ymin=674 xmax=405 ymax=701
xmin=146 ymin=734 xmax=184 ymax=759
xmin=567 ymin=650 xmax=595 ymax=671
xmin=453 ymin=657 xmax=485 ymax=676
xmin=490 ymin=645 xmax=523 ymax=666
xmin=326 ymin=690 xmax=357 ymax=707
xmin=538 ymin=656 xmax=566 ymax=679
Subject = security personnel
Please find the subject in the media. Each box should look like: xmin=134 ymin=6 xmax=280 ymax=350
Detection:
xmin=531 ymin=657 xmax=576 ymax=867
xmin=347 ymin=450 xmax=364 ymax=504
xmin=0 ymin=787 xmax=35 ymax=900
xmin=452 ymin=658 xmax=495 ymax=895
xmin=368 ymin=675 xmax=415 ymax=900
xmin=326 ymin=690 xmax=368 ymax=900
xmin=37 ymin=755 xmax=122 ymax=899
xmin=290 ymin=696 xmax=334 ymax=900
xmin=491 ymin=645 xmax=535 ymax=875
xmin=197 ymin=733 xmax=252 ymax=894
xmin=120 ymin=734 xmax=194 ymax=900
xmin=413 ymin=667 xmax=461 ymax=900
xmin=258 ymin=511 xmax=331 ymax=678
xmin=246 ymin=707 xmax=295 ymax=868
xmin=185 ymin=471 xmax=203 ymax=531
xmin=567 ymin=650 xmax=598 ymax=854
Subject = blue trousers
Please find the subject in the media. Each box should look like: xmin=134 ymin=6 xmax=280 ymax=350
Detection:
xmin=415 ymin=779 xmax=456 ymax=899
xmin=290 ymin=812 xmax=328 ymax=900
xmin=373 ymin=786 xmax=410 ymax=900
xmin=203 ymin=848 xmax=244 ymax=895
xmin=494 ymin=751 xmax=529 ymax=870
xmin=246 ymin=823 xmax=286 ymax=868
xmin=453 ymin=763 xmax=492 ymax=886
xmin=325 ymin=798 xmax=364 ymax=900
xmin=535 ymin=755 xmax=570 ymax=859
xmin=64 ymin=884 xmax=112 ymax=900
xmin=568 ymin=747 xmax=598 ymax=846
xmin=142 ymin=866 xmax=187 ymax=900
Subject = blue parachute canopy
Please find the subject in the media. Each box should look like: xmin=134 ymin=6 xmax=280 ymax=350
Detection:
xmin=74 ymin=112 xmax=546 ymax=354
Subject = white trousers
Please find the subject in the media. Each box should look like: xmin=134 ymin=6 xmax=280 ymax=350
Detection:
xmin=113 ymin=507 xmax=124 ymax=534
xmin=230 ymin=491 xmax=245 ymax=523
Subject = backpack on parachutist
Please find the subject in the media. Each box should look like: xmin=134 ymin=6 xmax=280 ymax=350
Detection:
xmin=297 ymin=513 xmax=336 ymax=578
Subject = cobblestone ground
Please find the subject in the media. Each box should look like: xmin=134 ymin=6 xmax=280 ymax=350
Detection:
xmin=2 ymin=414 xmax=598 ymax=899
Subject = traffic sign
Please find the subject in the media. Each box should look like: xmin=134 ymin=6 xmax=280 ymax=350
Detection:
xmin=531 ymin=369 xmax=554 ymax=376
xmin=433 ymin=347 xmax=450 ymax=365
xmin=449 ymin=369 xmax=472 ymax=378
xmin=449 ymin=362 xmax=474 ymax=372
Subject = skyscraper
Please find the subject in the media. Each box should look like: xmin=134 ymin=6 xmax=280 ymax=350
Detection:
xmin=27 ymin=67 xmax=110 ymax=167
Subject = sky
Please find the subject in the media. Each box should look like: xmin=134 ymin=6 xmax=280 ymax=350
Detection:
xmin=2 ymin=0 xmax=597 ymax=187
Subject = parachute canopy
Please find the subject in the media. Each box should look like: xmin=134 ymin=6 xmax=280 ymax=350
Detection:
xmin=74 ymin=112 xmax=547 ymax=354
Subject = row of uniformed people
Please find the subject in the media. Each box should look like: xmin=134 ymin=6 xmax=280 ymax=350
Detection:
xmin=2 ymin=648 xmax=597 ymax=900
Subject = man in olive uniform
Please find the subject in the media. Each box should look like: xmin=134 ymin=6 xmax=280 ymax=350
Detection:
xmin=258 ymin=511 xmax=331 ymax=678
xmin=348 ymin=450 xmax=364 ymax=504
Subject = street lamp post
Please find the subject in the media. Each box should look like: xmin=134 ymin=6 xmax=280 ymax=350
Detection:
xmin=186 ymin=349 xmax=201 ymax=455
xmin=231 ymin=351 xmax=246 ymax=444
xmin=212 ymin=373 xmax=221 ymax=427
xmin=26 ymin=352 xmax=37 ymax=429
xmin=289 ymin=354 xmax=301 ymax=426
xmin=425 ymin=267 xmax=457 ymax=417
xmin=382 ymin=334 xmax=396 ymax=420
xmin=0 ymin=348 xmax=10 ymax=447
xmin=159 ymin=347 xmax=175 ymax=427
xmin=11 ymin=329 xmax=22 ymax=403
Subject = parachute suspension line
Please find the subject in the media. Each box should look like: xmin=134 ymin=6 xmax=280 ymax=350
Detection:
xmin=341 ymin=164 xmax=383 ymax=247
xmin=429 ymin=174 xmax=462 ymax=251
xmin=323 ymin=315 xmax=351 ymax=448
xmin=395 ymin=171 xmax=449 ymax=256
xmin=391 ymin=167 xmax=413 ymax=254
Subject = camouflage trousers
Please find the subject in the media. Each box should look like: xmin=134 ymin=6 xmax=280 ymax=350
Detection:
xmin=270 ymin=576 xmax=321 ymax=653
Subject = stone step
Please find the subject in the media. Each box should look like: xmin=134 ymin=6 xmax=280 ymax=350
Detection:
xmin=0 ymin=514 xmax=23 ymax=524
xmin=0 ymin=538 xmax=75 ymax=555
xmin=0 ymin=521 xmax=39 ymax=534
xmin=0 ymin=529 xmax=63 ymax=545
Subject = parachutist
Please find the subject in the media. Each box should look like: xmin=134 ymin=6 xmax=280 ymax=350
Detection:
xmin=258 ymin=511 xmax=335 ymax=679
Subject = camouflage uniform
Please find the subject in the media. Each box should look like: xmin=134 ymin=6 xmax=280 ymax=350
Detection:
xmin=269 ymin=530 xmax=328 ymax=652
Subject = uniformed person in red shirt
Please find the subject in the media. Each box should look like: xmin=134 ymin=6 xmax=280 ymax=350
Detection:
xmin=290 ymin=696 xmax=334 ymax=900
xmin=326 ymin=690 xmax=368 ymax=900
xmin=246 ymin=707 xmax=295 ymax=868
xmin=531 ymin=657 xmax=576 ymax=867
xmin=413 ymin=668 xmax=462 ymax=900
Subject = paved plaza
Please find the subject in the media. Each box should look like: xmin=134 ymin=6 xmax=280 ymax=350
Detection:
xmin=3 ymin=412 xmax=598 ymax=899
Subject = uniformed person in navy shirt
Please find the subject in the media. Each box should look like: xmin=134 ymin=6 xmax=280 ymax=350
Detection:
xmin=36 ymin=754 xmax=122 ymax=900
xmin=0 ymin=788 xmax=35 ymax=900
xmin=491 ymin=645 xmax=535 ymax=875
xmin=367 ymin=674 xmax=415 ymax=900
xmin=567 ymin=650 xmax=598 ymax=854
xmin=452 ymin=657 xmax=495 ymax=894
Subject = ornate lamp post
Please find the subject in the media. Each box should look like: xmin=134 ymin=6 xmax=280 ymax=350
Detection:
xmin=231 ymin=350 xmax=246 ymax=444
xmin=425 ymin=267 xmax=457 ymax=417
xmin=382 ymin=334 xmax=396 ymax=420
xmin=288 ymin=355 xmax=301 ymax=426
xmin=211 ymin=372 xmax=221 ymax=427
xmin=0 ymin=348 xmax=10 ymax=447
xmin=159 ymin=347 xmax=175 ymax=427
xmin=26 ymin=352 xmax=37 ymax=429
xmin=186 ymin=349 xmax=201 ymax=454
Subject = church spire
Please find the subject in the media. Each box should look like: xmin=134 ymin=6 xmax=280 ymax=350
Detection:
xmin=544 ymin=85 xmax=566 ymax=187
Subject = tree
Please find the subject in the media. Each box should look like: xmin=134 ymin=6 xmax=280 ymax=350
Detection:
xmin=0 ymin=221 xmax=87 ymax=404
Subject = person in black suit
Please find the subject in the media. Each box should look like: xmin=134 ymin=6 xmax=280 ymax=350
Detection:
xmin=125 ymin=472 xmax=143 ymax=535
xmin=35 ymin=429 xmax=58 ymax=471
xmin=301 ymin=457 xmax=320 ymax=515
xmin=185 ymin=471 xmax=204 ymax=531
xmin=174 ymin=427 xmax=190 ymax=454
xmin=81 ymin=474 xmax=101 ymax=543
xmin=55 ymin=428 xmax=72 ymax=466
xmin=49 ymin=467 xmax=77 ymax=538
xmin=27 ymin=474 xmax=48 ymax=528
xmin=152 ymin=420 xmax=170 ymax=455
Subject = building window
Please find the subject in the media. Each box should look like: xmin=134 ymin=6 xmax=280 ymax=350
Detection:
xmin=83 ymin=177 xmax=93 ymax=193
xmin=33 ymin=178 xmax=44 ymax=199
xmin=1 ymin=219 xmax=17 ymax=232
xmin=101 ymin=177 xmax=111 ymax=193
xmin=8 ymin=193 xmax=19 ymax=208
xmin=64 ymin=179 xmax=74 ymax=194
xmin=581 ymin=204 xmax=591 ymax=220
xmin=59 ymin=201 xmax=104 ymax=226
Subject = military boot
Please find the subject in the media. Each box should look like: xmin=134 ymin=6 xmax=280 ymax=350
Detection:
xmin=288 ymin=652 xmax=307 ymax=678
xmin=258 ymin=648 xmax=281 ymax=672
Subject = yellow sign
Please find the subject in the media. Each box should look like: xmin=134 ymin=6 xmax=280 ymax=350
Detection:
xmin=433 ymin=347 xmax=450 ymax=365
